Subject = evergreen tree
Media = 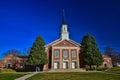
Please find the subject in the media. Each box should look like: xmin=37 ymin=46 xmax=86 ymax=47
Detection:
xmin=81 ymin=34 xmax=103 ymax=70
xmin=26 ymin=36 xmax=48 ymax=71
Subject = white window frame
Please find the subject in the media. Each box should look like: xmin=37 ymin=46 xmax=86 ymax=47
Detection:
xmin=55 ymin=51 xmax=59 ymax=58
xmin=71 ymin=51 xmax=76 ymax=57
xmin=63 ymin=51 xmax=68 ymax=57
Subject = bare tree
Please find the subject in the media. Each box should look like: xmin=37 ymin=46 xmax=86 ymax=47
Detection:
xmin=105 ymin=46 xmax=117 ymax=65
xmin=105 ymin=46 xmax=114 ymax=57
xmin=22 ymin=48 xmax=31 ymax=56
xmin=2 ymin=49 xmax=21 ymax=68
xmin=2 ymin=49 xmax=21 ymax=56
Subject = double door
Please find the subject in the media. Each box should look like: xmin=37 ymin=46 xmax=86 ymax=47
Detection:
xmin=72 ymin=62 xmax=76 ymax=69
xmin=63 ymin=62 xmax=68 ymax=69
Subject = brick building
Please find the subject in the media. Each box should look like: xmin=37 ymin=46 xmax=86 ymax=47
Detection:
xmin=0 ymin=54 xmax=27 ymax=69
xmin=43 ymin=14 xmax=112 ymax=70
xmin=43 ymin=14 xmax=83 ymax=70
xmin=102 ymin=55 xmax=112 ymax=68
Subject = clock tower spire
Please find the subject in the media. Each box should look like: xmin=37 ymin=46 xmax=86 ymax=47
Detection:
xmin=60 ymin=10 xmax=69 ymax=40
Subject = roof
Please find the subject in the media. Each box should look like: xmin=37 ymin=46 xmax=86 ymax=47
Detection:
xmin=45 ymin=38 xmax=61 ymax=47
xmin=69 ymin=39 xmax=81 ymax=46
xmin=102 ymin=55 xmax=111 ymax=59
xmin=62 ymin=9 xmax=67 ymax=25
xmin=1 ymin=54 xmax=28 ymax=60
xmin=45 ymin=38 xmax=81 ymax=48
xmin=17 ymin=56 xmax=28 ymax=58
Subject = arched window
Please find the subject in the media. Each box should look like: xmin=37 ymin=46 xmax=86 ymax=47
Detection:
xmin=55 ymin=51 xmax=59 ymax=58
xmin=71 ymin=51 xmax=76 ymax=57
xmin=63 ymin=51 xmax=68 ymax=57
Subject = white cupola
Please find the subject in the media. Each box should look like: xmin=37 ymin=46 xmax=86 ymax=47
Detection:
xmin=60 ymin=10 xmax=69 ymax=40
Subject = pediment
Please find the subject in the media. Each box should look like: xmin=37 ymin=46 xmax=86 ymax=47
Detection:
xmin=52 ymin=40 xmax=80 ymax=47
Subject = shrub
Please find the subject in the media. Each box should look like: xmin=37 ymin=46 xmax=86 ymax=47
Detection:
xmin=0 ymin=68 xmax=16 ymax=73
xmin=85 ymin=65 xmax=89 ymax=71
xmin=96 ymin=67 xmax=108 ymax=71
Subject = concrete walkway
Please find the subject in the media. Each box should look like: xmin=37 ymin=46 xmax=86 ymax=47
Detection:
xmin=14 ymin=70 xmax=120 ymax=80
xmin=49 ymin=69 xmax=86 ymax=72
xmin=15 ymin=72 xmax=39 ymax=80
xmin=99 ymin=71 xmax=120 ymax=75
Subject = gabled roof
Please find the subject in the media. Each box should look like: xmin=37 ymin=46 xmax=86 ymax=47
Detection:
xmin=17 ymin=56 xmax=28 ymax=58
xmin=102 ymin=55 xmax=111 ymax=59
xmin=69 ymin=39 xmax=81 ymax=46
xmin=45 ymin=38 xmax=61 ymax=47
xmin=45 ymin=38 xmax=81 ymax=48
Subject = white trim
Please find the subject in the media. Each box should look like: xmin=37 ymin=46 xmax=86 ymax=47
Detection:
xmin=69 ymin=39 xmax=81 ymax=46
xmin=45 ymin=38 xmax=81 ymax=48
xmin=52 ymin=39 xmax=80 ymax=47
xmin=45 ymin=39 xmax=60 ymax=47
xmin=51 ymin=39 xmax=64 ymax=46
xmin=53 ymin=47 xmax=79 ymax=49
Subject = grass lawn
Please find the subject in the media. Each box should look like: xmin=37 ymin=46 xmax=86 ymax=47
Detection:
xmin=26 ymin=72 xmax=120 ymax=80
xmin=0 ymin=72 xmax=28 ymax=80
xmin=106 ymin=67 xmax=120 ymax=74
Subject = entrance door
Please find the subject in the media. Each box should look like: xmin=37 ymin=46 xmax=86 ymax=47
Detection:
xmin=8 ymin=64 xmax=11 ymax=68
xmin=63 ymin=62 xmax=68 ymax=69
xmin=54 ymin=62 xmax=59 ymax=69
xmin=72 ymin=62 xmax=76 ymax=69
xmin=104 ymin=64 xmax=107 ymax=67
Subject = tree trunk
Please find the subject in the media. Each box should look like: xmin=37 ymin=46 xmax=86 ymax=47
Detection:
xmin=40 ymin=64 xmax=44 ymax=71
xmin=89 ymin=65 xmax=92 ymax=70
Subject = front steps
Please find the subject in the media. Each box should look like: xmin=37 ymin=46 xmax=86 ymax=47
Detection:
xmin=48 ymin=68 xmax=86 ymax=72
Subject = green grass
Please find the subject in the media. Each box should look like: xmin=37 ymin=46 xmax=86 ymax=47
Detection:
xmin=0 ymin=72 xmax=28 ymax=80
xmin=0 ymin=68 xmax=16 ymax=73
xmin=106 ymin=67 xmax=120 ymax=74
xmin=26 ymin=72 xmax=120 ymax=80
xmin=96 ymin=67 xmax=108 ymax=71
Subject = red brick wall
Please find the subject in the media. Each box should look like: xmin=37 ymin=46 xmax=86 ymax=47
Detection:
xmin=102 ymin=55 xmax=112 ymax=68
xmin=45 ymin=40 xmax=81 ymax=69
xmin=53 ymin=49 xmax=60 ymax=60
xmin=0 ymin=54 xmax=27 ymax=69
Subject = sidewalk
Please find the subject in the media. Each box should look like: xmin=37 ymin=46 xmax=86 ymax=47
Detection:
xmin=15 ymin=72 xmax=39 ymax=80
xmin=48 ymin=69 xmax=86 ymax=72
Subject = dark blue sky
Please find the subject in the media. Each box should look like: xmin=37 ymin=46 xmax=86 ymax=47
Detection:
xmin=0 ymin=0 xmax=120 ymax=59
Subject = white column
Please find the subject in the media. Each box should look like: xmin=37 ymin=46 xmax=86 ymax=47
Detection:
xmin=77 ymin=48 xmax=80 ymax=69
xmin=52 ymin=48 xmax=54 ymax=69
xmin=60 ymin=48 xmax=62 ymax=69
xmin=69 ymin=49 xmax=71 ymax=69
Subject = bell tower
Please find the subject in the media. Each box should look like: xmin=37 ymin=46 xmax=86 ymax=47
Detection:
xmin=60 ymin=10 xmax=69 ymax=40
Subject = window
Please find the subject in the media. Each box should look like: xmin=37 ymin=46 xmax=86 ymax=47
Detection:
xmin=64 ymin=27 xmax=66 ymax=31
xmin=63 ymin=51 xmax=68 ymax=57
xmin=55 ymin=51 xmax=59 ymax=58
xmin=72 ymin=51 xmax=76 ymax=57
xmin=4 ymin=59 xmax=7 ymax=62
xmin=3 ymin=64 xmax=7 ymax=68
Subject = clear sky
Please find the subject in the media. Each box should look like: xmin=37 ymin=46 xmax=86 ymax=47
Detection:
xmin=0 ymin=0 xmax=120 ymax=59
